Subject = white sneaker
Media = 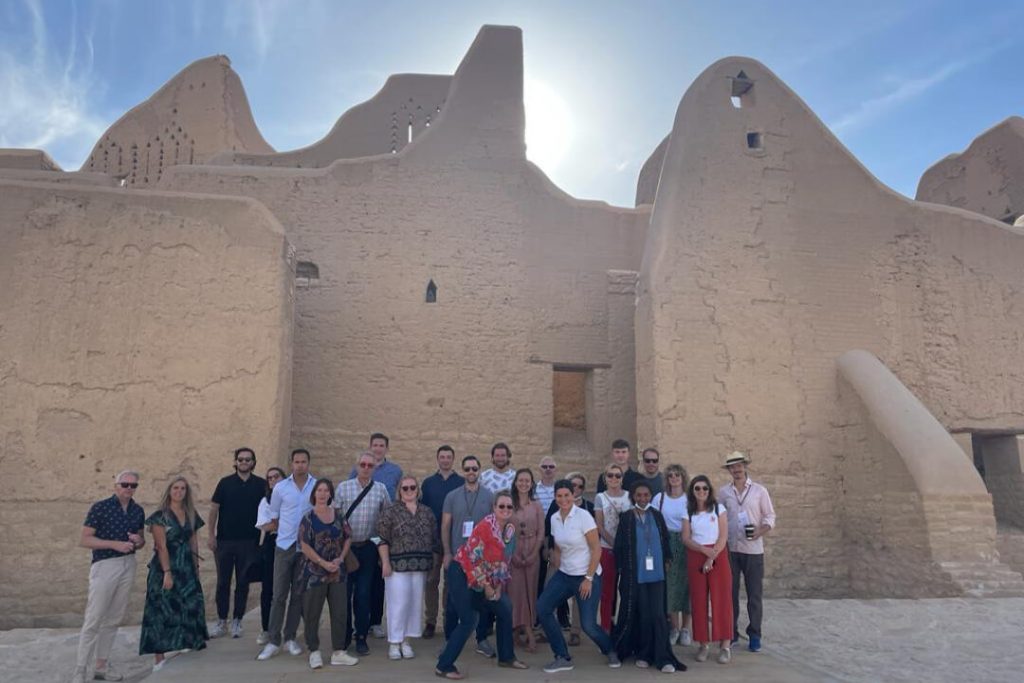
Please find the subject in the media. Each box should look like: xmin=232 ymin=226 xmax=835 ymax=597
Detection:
xmin=370 ymin=624 xmax=386 ymax=639
xmin=285 ymin=639 xmax=303 ymax=656
xmin=309 ymin=651 xmax=323 ymax=669
xmin=679 ymin=628 xmax=693 ymax=646
xmin=151 ymin=660 xmax=166 ymax=673
xmin=388 ymin=643 xmax=402 ymax=660
xmin=669 ymin=629 xmax=680 ymax=645
xmin=70 ymin=667 xmax=87 ymax=683
xmin=209 ymin=619 xmax=227 ymax=638
xmin=401 ymin=640 xmax=415 ymax=659
xmin=256 ymin=643 xmax=280 ymax=660
xmin=330 ymin=650 xmax=359 ymax=666
xmin=256 ymin=631 xmax=269 ymax=646
xmin=230 ymin=618 xmax=243 ymax=638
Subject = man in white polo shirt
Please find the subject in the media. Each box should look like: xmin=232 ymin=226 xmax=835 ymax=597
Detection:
xmin=258 ymin=448 xmax=316 ymax=661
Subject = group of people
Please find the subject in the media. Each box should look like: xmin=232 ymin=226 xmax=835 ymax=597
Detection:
xmin=71 ymin=434 xmax=776 ymax=682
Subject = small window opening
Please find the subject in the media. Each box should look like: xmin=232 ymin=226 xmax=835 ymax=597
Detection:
xmin=425 ymin=279 xmax=437 ymax=303
xmin=731 ymin=70 xmax=754 ymax=108
xmin=408 ymin=123 xmax=413 ymax=144
xmin=746 ymin=132 xmax=763 ymax=150
xmin=296 ymin=261 xmax=319 ymax=288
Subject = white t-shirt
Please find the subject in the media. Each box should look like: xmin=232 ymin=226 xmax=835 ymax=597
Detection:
xmin=687 ymin=504 xmax=726 ymax=545
xmin=594 ymin=491 xmax=632 ymax=549
xmin=652 ymin=492 xmax=688 ymax=532
xmin=255 ymin=498 xmax=274 ymax=528
xmin=550 ymin=505 xmax=602 ymax=576
xmin=480 ymin=468 xmax=516 ymax=494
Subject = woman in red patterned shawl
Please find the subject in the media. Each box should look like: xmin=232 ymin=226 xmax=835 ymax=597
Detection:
xmin=436 ymin=491 xmax=528 ymax=678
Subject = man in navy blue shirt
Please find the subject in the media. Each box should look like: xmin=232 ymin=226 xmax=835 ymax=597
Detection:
xmin=72 ymin=470 xmax=146 ymax=683
xmin=419 ymin=444 xmax=464 ymax=638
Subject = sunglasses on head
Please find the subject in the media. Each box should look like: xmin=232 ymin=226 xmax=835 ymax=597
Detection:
xmin=463 ymin=466 xmax=479 ymax=472
xmin=118 ymin=482 xmax=139 ymax=489
xmin=401 ymin=485 xmax=418 ymax=492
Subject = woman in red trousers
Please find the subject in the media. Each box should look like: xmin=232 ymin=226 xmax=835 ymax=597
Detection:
xmin=681 ymin=474 xmax=734 ymax=664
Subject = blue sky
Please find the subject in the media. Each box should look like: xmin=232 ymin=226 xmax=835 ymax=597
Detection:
xmin=2 ymin=0 xmax=1023 ymax=207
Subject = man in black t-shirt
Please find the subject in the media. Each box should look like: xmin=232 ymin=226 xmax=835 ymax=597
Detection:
xmin=208 ymin=447 xmax=266 ymax=639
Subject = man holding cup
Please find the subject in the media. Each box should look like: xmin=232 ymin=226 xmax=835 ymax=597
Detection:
xmin=720 ymin=451 xmax=775 ymax=653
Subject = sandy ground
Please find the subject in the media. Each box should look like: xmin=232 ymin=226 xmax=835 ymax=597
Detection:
xmin=3 ymin=597 xmax=1022 ymax=683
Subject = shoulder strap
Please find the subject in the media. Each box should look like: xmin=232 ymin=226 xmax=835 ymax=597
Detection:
xmin=658 ymin=493 xmax=665 ymax=512
xmin=344 ymin=482 xmax=375 ymax=521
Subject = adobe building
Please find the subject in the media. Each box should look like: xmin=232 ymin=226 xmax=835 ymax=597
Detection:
xmin=2 ymin=25 xmax=1024 ymax=627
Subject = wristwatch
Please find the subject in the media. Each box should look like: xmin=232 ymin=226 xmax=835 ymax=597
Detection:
xmin=584 ymin=574 xmax=593 ymax=581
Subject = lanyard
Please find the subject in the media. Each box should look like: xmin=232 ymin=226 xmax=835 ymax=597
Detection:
xmin=463 ymin=487 xmax=481 ymax=515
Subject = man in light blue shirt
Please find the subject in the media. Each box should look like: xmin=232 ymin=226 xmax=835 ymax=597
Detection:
xmin=258 ymin=449 xmax=316 ymax=661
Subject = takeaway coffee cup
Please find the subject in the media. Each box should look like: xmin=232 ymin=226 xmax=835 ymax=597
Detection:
xmin=744 ymin=523 xmax=756 ymax=540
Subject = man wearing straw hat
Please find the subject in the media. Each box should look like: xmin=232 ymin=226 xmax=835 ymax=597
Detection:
xmin=719 ymin=451 xmax=775 ymax=653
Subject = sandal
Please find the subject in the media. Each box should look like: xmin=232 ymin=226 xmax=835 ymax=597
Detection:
xmin=498 ymin=660 xmax=530 ymax=670
xmin=435 ymin=668 xmax=465 ymax=680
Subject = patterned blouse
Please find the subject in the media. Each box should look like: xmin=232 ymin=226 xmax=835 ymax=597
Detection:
xmin=455 ymin=513 xmax=516 ymax=590
xmin=298 ymin=509 xmax=350 ymax=587
xmin=376 ymin=501 xmax=440 ymax=572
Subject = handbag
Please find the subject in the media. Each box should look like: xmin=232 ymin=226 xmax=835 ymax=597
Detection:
xmin=342 ymin=483 xmax=375 ymax=573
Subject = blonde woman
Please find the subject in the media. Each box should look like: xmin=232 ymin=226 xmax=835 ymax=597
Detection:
xmin=651 ymin=463 xmax=692 ymax=645
xmin=140 ymin=476 xmax=209 ymax=671
xmin=377 ymin=475 xmax=440 ymax=660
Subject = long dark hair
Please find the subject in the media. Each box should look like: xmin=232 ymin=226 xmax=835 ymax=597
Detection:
xmin=265 ymin=466 xmax=286 ymax=503
xmin=512 ymin=468 xmax=536 ymax=510
xmin=686 ymin=475 xmax=718 ymax=517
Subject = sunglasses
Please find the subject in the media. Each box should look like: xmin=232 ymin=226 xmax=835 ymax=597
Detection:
xmin=693 ymin=485 xmax=709 ymax=492
xmin=605 ymin=473 xmax=622 ymax=479
xmin=540 ymin=464 xmax=556 ymax=470
xmin=463 ymin=466 xmax=479 ymax=472
xmin=401 ymin=485 xmax=418 ymax=492
xmin=358 ymin=462 xmax=375 ymax=468
xmin=118 ymin=482 xmax=139 ymax=489
xmin=667 ymin=472 xmax=682 ymax=477
xmin=643 ymin=458 xmax=659 ymax=464
xmin=572 ymin=483 xmax=584 ymax=489
xmin=496 ymin=504 xmax=514 ymax=510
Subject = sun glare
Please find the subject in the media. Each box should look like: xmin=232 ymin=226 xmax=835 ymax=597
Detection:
xmin=524 ymin=78 xmax=573 ymax=174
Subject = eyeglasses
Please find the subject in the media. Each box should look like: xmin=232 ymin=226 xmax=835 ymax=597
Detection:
xmin=643 ymin=458 xmax=659 ymax=464
xmin=540 ymin=464 xmax=556 ymax=470
xmin=496 ymin=504 xmax=514 ymax=510
xmin=401 ymin=485 xmax=418 ymax=492
xmin=358 ymin=462 xmax=375 ymax=469
xmin=463 ymin=466 xmax=479 ymax=472
xmin=605 ymin=473 xmax=622 ymax=479
xmin=693 ymin=485 xmax=709 ymax=492
xmin=118 ymin=482 xmax=139 ymax=489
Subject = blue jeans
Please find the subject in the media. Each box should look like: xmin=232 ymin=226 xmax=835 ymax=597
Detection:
xmin=537 ymin=570 xmax=612 ymax=660
xmin=444 ymin=569 xmax=492 ymax=645
xmin=345 ymin=542 xmax=378 ymax=644
xmin=437 ymin=563 xmax=479 ymax=672
xmin=476 ymin=591 xmax=515 ymax=663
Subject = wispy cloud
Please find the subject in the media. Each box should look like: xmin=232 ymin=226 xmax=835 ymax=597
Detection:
xmin=828 ymin=59 xmax=970 ymax=135
xmin=0 ymin=0 xmax=107 ymax=169
xmin=222 ymin=0 xmax=288 ymax=62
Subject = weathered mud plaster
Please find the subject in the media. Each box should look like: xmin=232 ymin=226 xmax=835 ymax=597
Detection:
xmin=637 ymin=57 xmax=1024 ymax=597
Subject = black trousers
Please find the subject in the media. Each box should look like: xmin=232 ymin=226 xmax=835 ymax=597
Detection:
xmin=259 ymin=537 xmax=276 ymax=631
xmin=345 ymin=542 xmax=379 ymax=645
xmin=729 ymin=551 xmax=764 ymax=638
xmin=214 ymin=539 xmax=259 ymax=620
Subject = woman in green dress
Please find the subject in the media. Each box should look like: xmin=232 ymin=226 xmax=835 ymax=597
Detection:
xmin=140 ymin=476 xmax=209 ymax=670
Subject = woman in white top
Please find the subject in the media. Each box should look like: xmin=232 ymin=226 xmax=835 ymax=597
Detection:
xmin=681 ymin=474 xmax=734 ymax=664
xmin=651 ymin=463 xmax=692 ymax=645
xmin=536 ymin=480 xmax=621 ymax=673
xmin=255 ymin=467 xmax=286 ymax=645
xmin=593 ymin=464 xmax=631 ymax=633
